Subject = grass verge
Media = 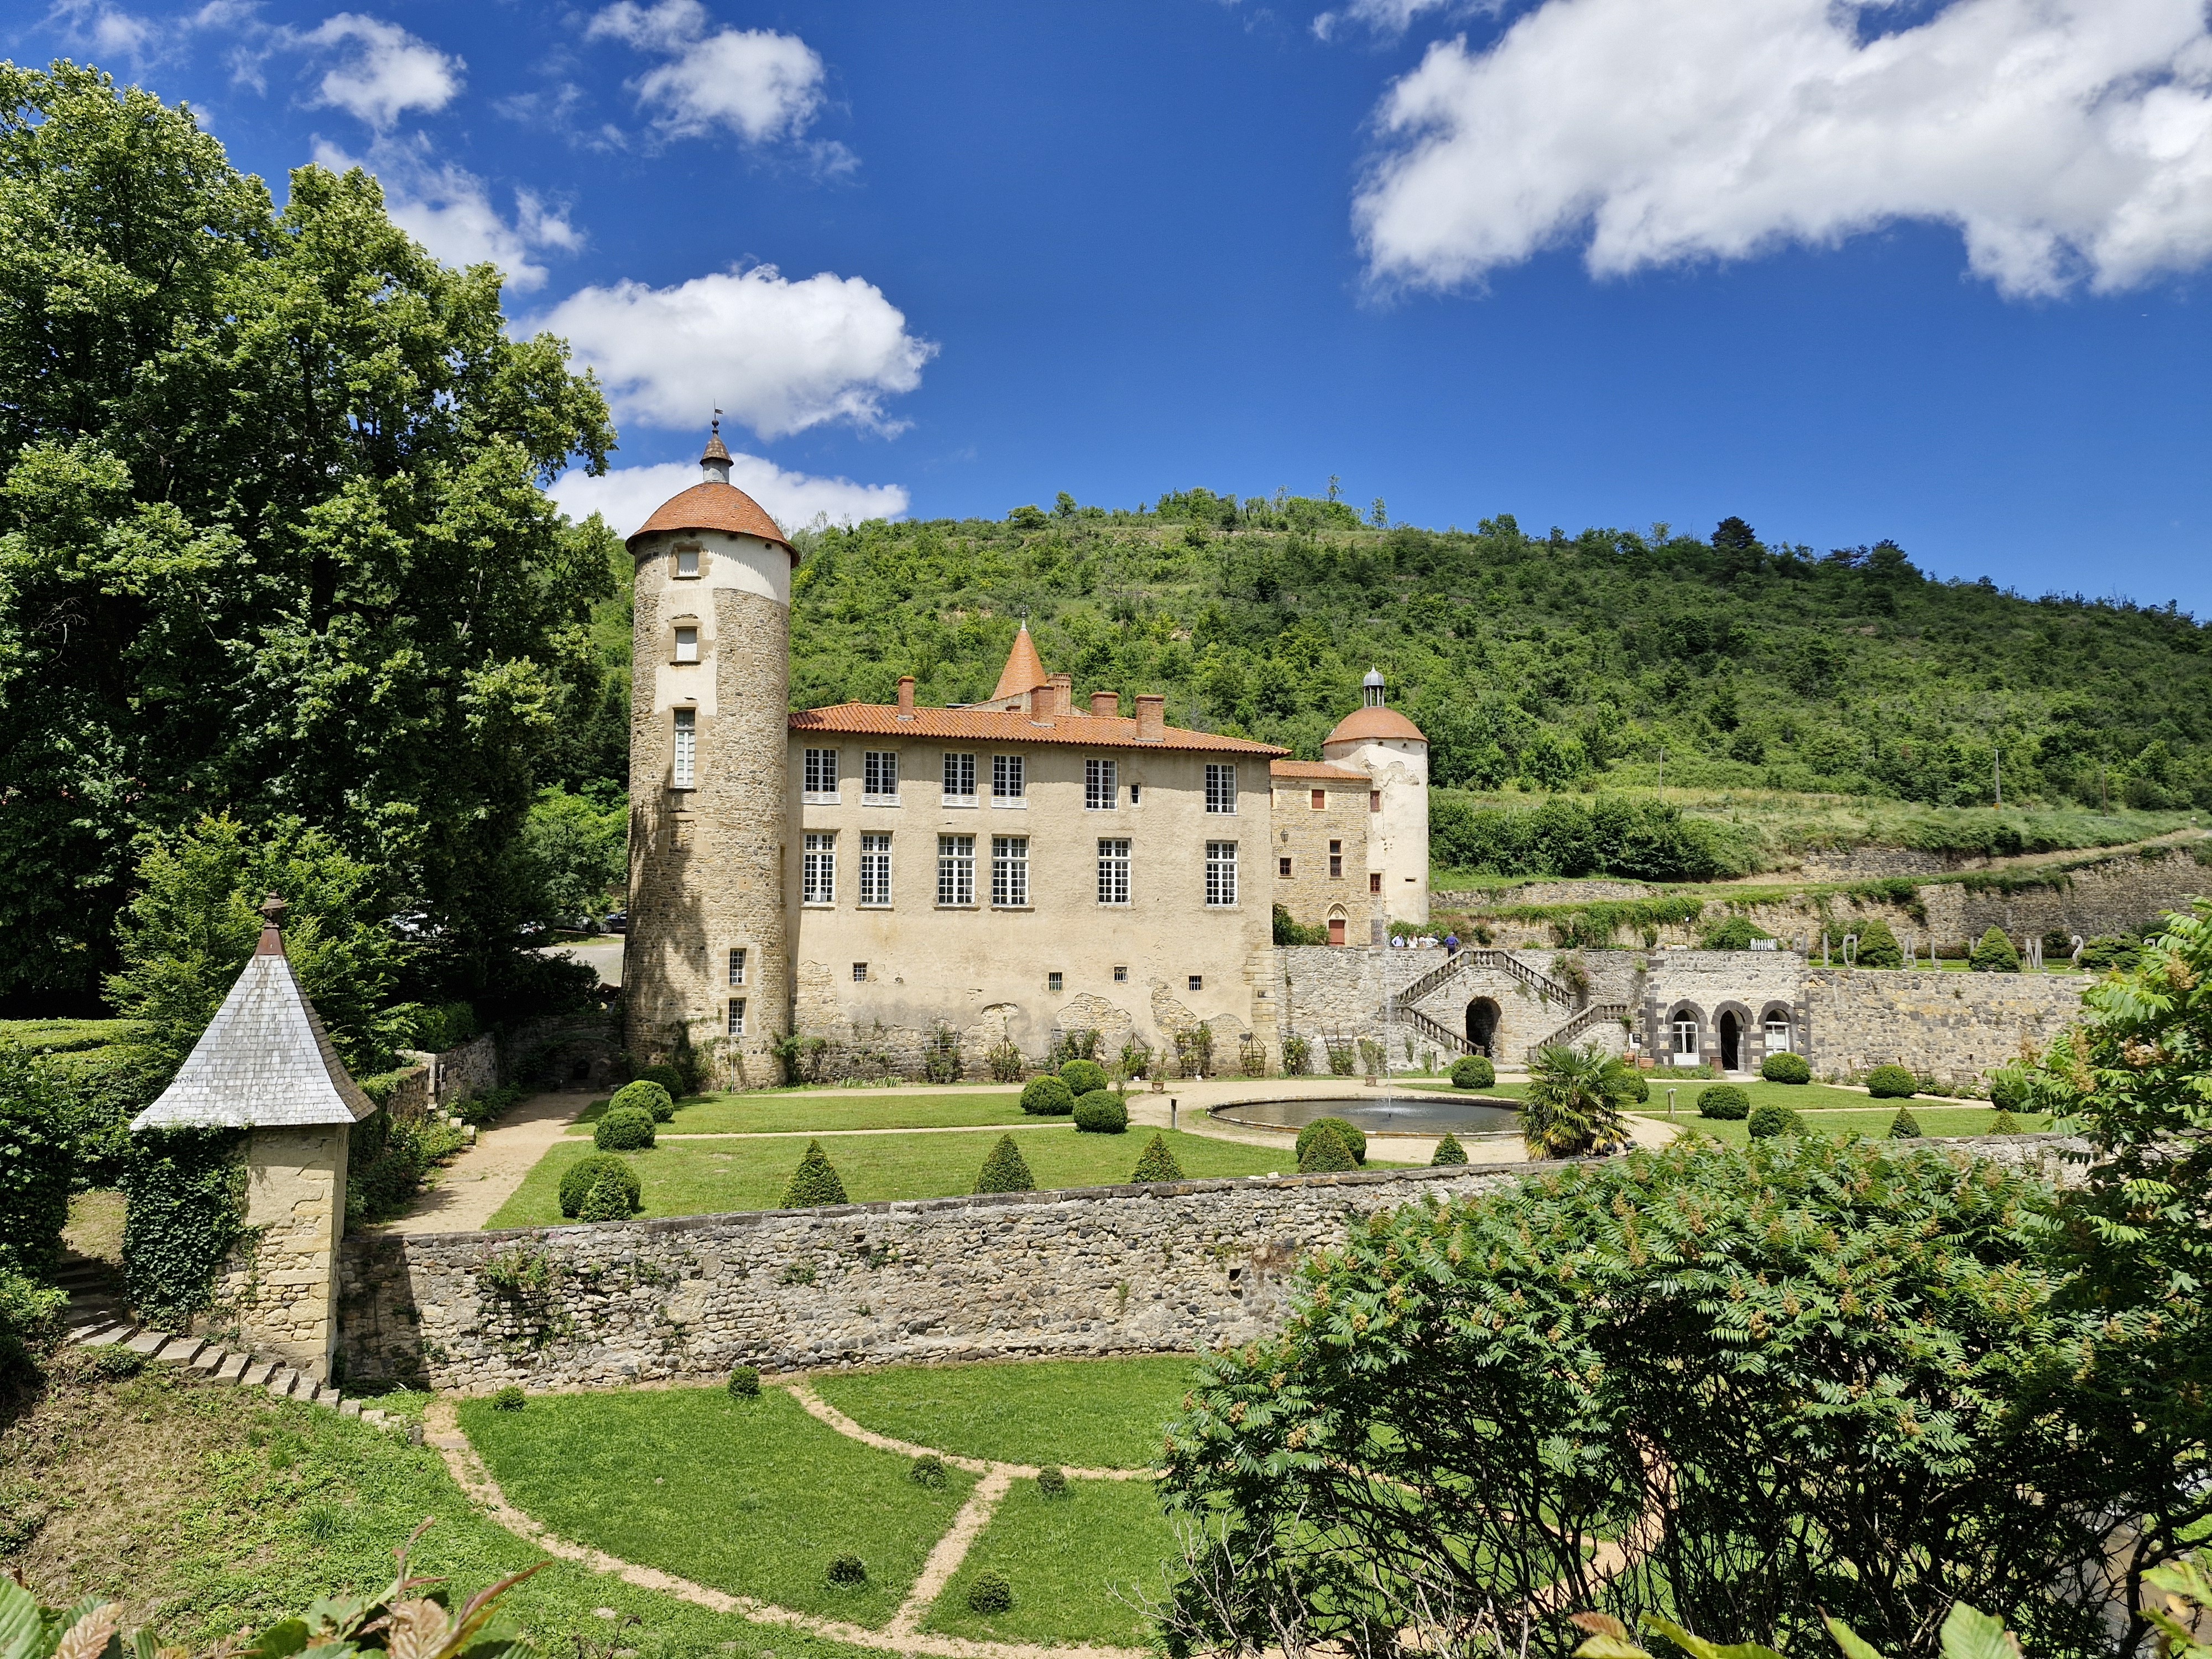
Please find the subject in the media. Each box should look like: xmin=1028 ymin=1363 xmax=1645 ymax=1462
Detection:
xmin=1 ymin=1351 xmax=874 ymax=1659
xmin=926 ymin=1477 xmax=1176 ymax=1648
xmin=814 ymin=1357 xmax=1201 ymax=1471
xmin=492 ymin=1126 xmax=1352 ymax=1228
xmin=1656 ymin=1105 xmax=2054 ymax=1148
xmin=459 ymin=1384 xmax=972 ymax=1627
xmin=569 ymin=1089 xmax=1035 ymax=1136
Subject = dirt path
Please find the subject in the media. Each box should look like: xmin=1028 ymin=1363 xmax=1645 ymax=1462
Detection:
xmin=384 ymin=1093 xmax=582 ymax=1234
xmin=424 ymin=1395 xmax=1148 ymax=1659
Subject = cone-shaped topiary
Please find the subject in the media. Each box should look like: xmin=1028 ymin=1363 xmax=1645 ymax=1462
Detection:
xmin=1854 ymin=918 xmax=1903 ymax=969
xmin=1990 ymin=1107 xmax=2021 ymax=1133
xmin=1449 ymin=1055 xmax=1495 ymax=1090
xmin=1295 ymin=1116 xmax=1367 ymax=1165
xmin=1073 ymin=1090 xmax=1128 ymax=1133
xmin=1059 ymin=1058 xmax=1108 ymax=1096
xmin=1865 ymin=1064 xmax=1917 ymax=1099
xmin=1020 ymin=1076 xmax=1075 ymax=1116
xmin=1969 ymin=926 xmax=2022 ymax=973
xmin=559 ymin=1153 xmax=641 ymax=1218
xmin=1131 ymin=1133 xmax=1185 ymax=1182
xmin=1431 ymin=1133 xmax=1468 ymax=1166
xmin=1299 ymin=1121 xmax=1358 ymax=1173
xmin=1889 ymin=1106 xmax=1923 ymax=1138
xmin=782 ymin=1139 xmax=849 ymax=1207
xmin=578 ymin=1172 xmax=632 ymax=1222
xmin=975 ymin=1133 xmax=1035 ymax=1193
xmin=610 ymin=1079 xmax=675 ymax=1123
xmin=593 ymin=1105 xmax=655 ymax=1150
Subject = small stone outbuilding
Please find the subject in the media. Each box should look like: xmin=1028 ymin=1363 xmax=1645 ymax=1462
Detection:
xmin=131 ymin=895 xmax=375 ymax=1382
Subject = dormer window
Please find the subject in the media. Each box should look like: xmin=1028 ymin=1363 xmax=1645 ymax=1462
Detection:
xmin=675 ymin=546 xmax=702 ymax=578
xmin=674 ymin=625 xmax=700 ymax=663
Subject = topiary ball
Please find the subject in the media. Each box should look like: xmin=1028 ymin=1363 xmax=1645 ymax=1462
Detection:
xmin=1073 ymin=1090 xmax=1128 ymax=1133
xmin=1889 ymin=1106 xmax=1923 ymax=1139
xmin=491 ymin=1384 xmax=525 ymax=1411
xmin=594 ymin=1105 xmax=656 ymax=1150
xmin=910 ymin=1453 xmax=946 ymax=1489
xmin=1036 ymin=1467 xmax=1068 ymax=1499
xmin=827 ymin=1554 xmax=868 ymax=1587
xmin=577 ymin=1174 xmax=632 ymax=1222
xmin=728 ymin=1365 xmax=761 ymax=1398
xmin=1865 ymin=1064 xmax=1917 ymax=1099
xmin=559 ymin=1153 xmax=641 ymax=1218
xmin=1449 ymin=1055 xmax=1495 ymax=1091
xmin=1623 ymin=1071 xmax=1651 ymax=1104
xmin=1431 ymin=1133 xmax=1468 ymax=1166
xmin=967 ymin=1571 xmax=1014 ymax=1615
xmin=1020 ymin=1076 xmax=1075 ymax=1117
xmin=1295 ymin=1116 xmax=1367 ymax=1166
xmin=610 ymin=1079 xmax=675 ymax=1123
xmin=1298 ymin=1121 xmax=1359 ymax=1173
xmin=1760 ymin=1052 xmax=1811 ymax=1085
xmin=1987 ymin=1069 xmax=2026 ymax=1110
xmin=638 ymin=1061 xmax=685 ymax=1097
xmin=1058 ymin=1058 xmax=1108 ymax=1096
xmin=1695 ymin=1084 xmax=1750 ymax=1120
xmin=1746 ymin=1103 xmax=1798 ymax=1139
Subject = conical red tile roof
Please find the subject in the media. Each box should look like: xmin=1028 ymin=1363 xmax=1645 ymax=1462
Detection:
xmin=991 ymin=624 xmax=1050 ymax=699
xmin=627 ymin=482 xmax=792 ymax=554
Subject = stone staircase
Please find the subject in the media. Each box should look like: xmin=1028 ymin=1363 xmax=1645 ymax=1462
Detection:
xmin=1383 ymin=948 xmax=1631 ymax=1065
xmin=1526 ymin=1001 xmax=1631 ymax=1060
xmin=54 ymin=1253 xmax=411 ymax=1433
xmin=1395 ymin=947 xmax=1576 ymax=1009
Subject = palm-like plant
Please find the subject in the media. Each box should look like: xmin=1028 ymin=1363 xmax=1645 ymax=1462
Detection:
xmin=1520 ymin=1042 xmax=1635 ymax=1157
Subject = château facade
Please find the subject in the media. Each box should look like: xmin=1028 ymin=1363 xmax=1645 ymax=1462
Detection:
xmin=622 ymin=435 xmax=1429 ymax=1081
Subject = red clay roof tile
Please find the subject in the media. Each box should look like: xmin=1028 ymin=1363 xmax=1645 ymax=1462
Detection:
xmin=789 ymin=702 xmax=1285 ymax=755
xmin=627 ymin=482 xmax=793 ymax=554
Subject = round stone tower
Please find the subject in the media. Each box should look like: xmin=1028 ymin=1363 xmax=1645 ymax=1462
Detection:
xmin=1324 ymin=668 xmax=1430 ymax=932
xmin=622 ymin=425 xmax=797 ymax=1083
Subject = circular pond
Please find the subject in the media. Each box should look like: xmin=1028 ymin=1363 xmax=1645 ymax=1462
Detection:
xmin=1209 ymin=1095 xmax=1521 ymax=1139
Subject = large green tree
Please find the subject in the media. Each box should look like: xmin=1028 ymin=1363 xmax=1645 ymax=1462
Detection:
xmin=0 ymin=61 xmax=619 ymax=1003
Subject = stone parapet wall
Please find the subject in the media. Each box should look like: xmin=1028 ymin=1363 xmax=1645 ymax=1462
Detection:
xmin=1802 ymin=967 xmax=2085 ymax=1081
xmin=335 ymin=1135 xmax=2090 ymax=1393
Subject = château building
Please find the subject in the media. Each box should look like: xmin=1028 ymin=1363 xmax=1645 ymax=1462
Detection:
xmin=622 ymin=432 xmax=1428 ymax=1081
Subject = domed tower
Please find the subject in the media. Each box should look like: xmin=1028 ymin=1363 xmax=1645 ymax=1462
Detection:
xmin=1323 ymin=668 xmax=1429 ymax=931
xmin=623 ymin=424 xmax=797 ymax=1081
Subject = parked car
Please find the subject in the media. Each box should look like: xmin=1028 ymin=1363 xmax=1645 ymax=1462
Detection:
xmin=603 ymin=911 xmax=628 ymax=934
xmin=388 ymin=910 xmax=435 ymax=940
xmin=516 ymin=920 xmax=550 ymax=943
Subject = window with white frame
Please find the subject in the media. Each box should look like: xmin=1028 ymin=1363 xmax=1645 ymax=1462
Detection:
xmin=727 ymin=947 xmax=746 ymax=987
xmin=1097 ymin=838 xmax=1130 ymax=905
xmin=1672 ymin=1015 xmax=1700 ymax=1059
xmin=1763 ymin=1013 xmax=1792 ymax=1054
xmin=726 ymin=998 xmax=745 ymax=1036
xmin=802 ymin=747 xmax=839 ymax=802
xmin=942 ymin=752 xmax=977 ymax=804
xmin=863 ymin=750 xmax=899 ymax=804
xmin=1205 ymin=764 xmax=1237 ymax=813
xmin=937 ymin=834 xmax=975 ymax=905
xmin=802 ymin=832 xmax=836 ymax=905
xmin=859 ymin=832 xmax=892 ymax=906
xmin=1084 ymin=758 xmax=1118 ymax=810
xmin=673 ymin=624 xmax=700 ymax=663
xmin=672 ymin=708 xmax=696 ymax=789
xmin=992 ymin=836 xmax=1029 ymax=906
xmin=1205 ymin=841 xmax=1238 ymax=906
xmin=992 ymin=753 xmax=1025 ymax=802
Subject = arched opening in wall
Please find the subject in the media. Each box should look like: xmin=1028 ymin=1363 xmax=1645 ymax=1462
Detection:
xmin=1670 ymin=1006 xmax=1702 ymax=1065
xmin=1328 ymin=905 xmax=1347 ymax=947
xmin=1465 ymin=998 xmax=1501 ymax=1056
xmin=1719 ymin=1010 xmax=1743 ymax=1072
xmin=1762 ymin=1004 xmax=1793 ymax=1055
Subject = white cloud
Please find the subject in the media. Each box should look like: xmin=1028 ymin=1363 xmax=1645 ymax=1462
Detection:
xmin=586 ymin=1 xmax=830 ymax=148
xmin=547 ymin=457 xmax=907 ymax=536
xmin=534 ymin=265 xmax=935 ymax=439
xmin=1354 ymin=0 xmax=2212 ymax=298
xmin=1312 ymin=0 xmax=1467 ymax=43
xmin=314 ymin=140 xmax=581 ymax=291
xmin=293 ymin=13 xmax=462 ymax=131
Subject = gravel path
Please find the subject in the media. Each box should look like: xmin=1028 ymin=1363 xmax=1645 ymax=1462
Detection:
xmin=382 ymin=1093 xmax=583 ymax=1235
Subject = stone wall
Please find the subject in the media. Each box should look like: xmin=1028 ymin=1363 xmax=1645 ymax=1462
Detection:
xmin=502 ymin=1013 xmax=622 ymax=1092
xmin=335 ymin=1135 xmax=2090 ymax=1392
xmin=1269 ymin=772 xmax=1375 ymax=938
xmin=1642 ymin=950 xmax=1811 ymax=1071
xmin=1802 ymin=967 xmax=2085 ymax=1081
xmin=227 ymin=1125 xmax=346 ymax=1382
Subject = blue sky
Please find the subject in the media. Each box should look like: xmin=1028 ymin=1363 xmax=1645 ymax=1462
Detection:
xmin=19 ymin=0 xmax=2212 ymax=609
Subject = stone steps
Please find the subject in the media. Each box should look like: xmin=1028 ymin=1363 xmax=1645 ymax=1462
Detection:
xmin=57 ymin=1280 xmax=413 ymax=1436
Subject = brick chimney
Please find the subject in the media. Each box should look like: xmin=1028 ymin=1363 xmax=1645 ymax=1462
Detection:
xmin=1089 ymin=690 xmax=1119 ymax=718
xmin=896 ymin=675 xmax=915 ymax=715
xmin=1027 ymin=684 xmax=1051 ymax=717
xmin=1135 ymin=694 xmax=1165 ymax=743
xmin=1047 ymin=673 xmax=1073 ymax=716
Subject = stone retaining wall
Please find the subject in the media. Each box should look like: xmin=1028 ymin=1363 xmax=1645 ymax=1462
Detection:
xmin=334 ymin=1135 xmax=2086 ymax=1393
xmin=1802 ymin=968 xmax=2085 ymax=1079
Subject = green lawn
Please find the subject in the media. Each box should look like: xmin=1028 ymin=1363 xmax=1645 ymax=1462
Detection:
xmin=926 ymin=1477 xmax=1177 ymax=1648
xmin=492 ymin=1125 xmax=1343 ymax=1228
xmin=1407 ymin=1077 xmax=1873 ymax=1113
xmin=568 ymin=1088 xmax=1034 ymax=1136
xmin=458 ymin=1385 xmax=973 ymax=1627
xmin=1650 ymin=1105 xmax=2054 ymax=1148
xmin=813 ymin=1357 xmax=1202 ymax=1471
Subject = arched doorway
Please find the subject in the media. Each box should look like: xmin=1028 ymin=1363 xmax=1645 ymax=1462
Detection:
xmin=1327 ymin=905 xmax=1347 ymax=947
xmin=1465 ymin=998 xmax=1501 ymax=1056
xmin=1719 ymin=1010 xmax=1743 ymax=1072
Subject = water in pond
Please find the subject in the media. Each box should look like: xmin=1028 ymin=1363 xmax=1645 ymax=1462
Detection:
xmin=1210 ymin=1095 xmax=1521 ymax=1138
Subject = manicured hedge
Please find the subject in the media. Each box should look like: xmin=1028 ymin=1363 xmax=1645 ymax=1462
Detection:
xmin=1696 ymin=1084 xmax=1750 ymax=1120
xmin=1761 ymin=1052 xmax=1812 ymax=1084
xmin=593 ymin=1106 xmax=655 ymax=1150
xmin=975 ymin=1133 xmax=1036 ymax=1192
xmin=1073 ymin=1091 xmax=1128 ymax=1133
xmin=559 ymin=1153 xmax=641 ymax=1218
xmin=1020 ymin=1076 xmax=1074 ymax=1116
xmin=1449 ymin=1055 xmax=1495 ymax=1090
xmin=609 ymin=1079 xmax=675 ymax=1123
xmin=1865 ymin=1065 xmax=1918 ymax=1099
xmin=1747 ymin=1103 xmax=1801 ymax=1139
xmin=1295 ymin=1116 xmax=1366 ymax=1166
xmin=1058 ymin=1058 xmax=1108 ymax=1096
